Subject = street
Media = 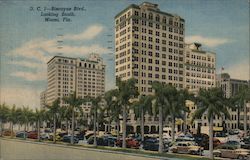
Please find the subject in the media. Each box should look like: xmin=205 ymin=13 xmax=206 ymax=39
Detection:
xmin=0 ymin=138 xmax=184 ymax=160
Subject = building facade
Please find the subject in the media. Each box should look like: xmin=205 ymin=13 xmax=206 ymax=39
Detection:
xmin=115 ymin=2 xmax=185 ymax=133
xmin=115 ymin=2 xmax=185 ymax=93
xmin=40 ymin=89 xmax=47 ymax=109
xmin=42 ymin=53 xmax=105 ymax=114
xmin=184 ymin=43 xmax=216 ymax=92
xmin=217 ymin=73 xmax=250 ymax=130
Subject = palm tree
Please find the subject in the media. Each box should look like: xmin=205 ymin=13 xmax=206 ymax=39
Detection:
xmin=104 ymin=89 xmax=119 ymax=133
xmin=7 ymin=105 xmax=17 ymax=138
xmin=34 ymin=108 xmax=46 ymax=141
xmin=192 ymin=88 xmax=230 ymax=159
xmin=63 ymin=92 xmax=86 ymax=144
xmin=104 ymin=89 xmax=121 ymax=139
xmin=132 ymin=95 xmax=153 ymax=143
xmin=0 ymin=103 xmax=10 ymax=136
xmin=116 ymin=78 xmax=138 ymax=148
xmin=152 ymin=82 xmax=173 ymax=153
xmin=20 ymin=106 xmax=32 ymax=139
xmin=46 ymin=98 xmax=61 ymax=143
xmin=88 ymin=96 xmax=102 ymax=146
xmin=232 ymin=85 xmax=250 ymax=135
xmin=168 ymin=89 xmax=190 ymax=142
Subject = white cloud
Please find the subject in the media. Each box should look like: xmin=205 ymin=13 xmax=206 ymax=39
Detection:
xmin=0 ymin=86 xmax=41 ymax=109
xmin=186 ymin=35 xmax=232 ymax=47
xmin=4 ymin=24 xmax=109 ymax=82
xmin=225 ymin=60 xmax=250 ymax=80
xmin=10 ymin=71 xmax=46 ymax=81
xmin=9 ymin=60 xmax=43 ymax=69
xmin=63 ymin=25 xmax=104 ymax=40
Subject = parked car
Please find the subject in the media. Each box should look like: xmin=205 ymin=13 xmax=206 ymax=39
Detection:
xmin=224 ymin=140 xmax=241 ymax=148
xmin=194 ymin=133 xmax=221 ymax=150
xmin=241 ymin=136 xmax=250 ymax=149
xmin=87 ymin=136 xmax=117 ymax=146
xmin=16 ymin=131 xmax=28 ymax=138
xmin=213 ymin=145 xmax=250 ymax=160
xmin=62 ymin=135 xmax=79 ymax=144
xmin=115 ymin=138 xmax=140 ymax=149
xmin=48 ymin=133 xmax=62 ymax=141
xmin=3 ymin=130 xmax=12 ymax=136
xmin=142 ymin=138 xmax=169 ymax=152
xmin=214 ymin=132 xmax=228 ymax=144
xmin=27 ymin=131 xmax=38 ymax=139
xmin=40 ymin=132 xmax=50 ymax=140
xmin=229 ymin=129 xmax=240 ymax=135
xmin=171 ymin=141 xmax=203 ymax=155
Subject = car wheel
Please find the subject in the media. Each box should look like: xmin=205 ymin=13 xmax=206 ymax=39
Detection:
xmin=190 ymin=151 xmax=195 ymax=155
xmin=238 ymin=155 xmax=245 ymax=160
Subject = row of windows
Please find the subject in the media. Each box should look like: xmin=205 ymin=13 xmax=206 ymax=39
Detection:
xmin=186 ymin=79 xmax=214 ymax=85
xmin=186 ymin=61 xmax=215 ymax=68
xmin=186 ymin=67 xmax=215 ymax=73
xmin=116 ymin=10 xmax=184 ymax=28
xmin=186 ymin=72 xmax=215 ymax=79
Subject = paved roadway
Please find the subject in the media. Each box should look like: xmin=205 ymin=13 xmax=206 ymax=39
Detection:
xmin=0 ymin=138 xmax=184 ymax=160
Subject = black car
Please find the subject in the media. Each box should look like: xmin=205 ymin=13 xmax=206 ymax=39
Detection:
xmin=87 ymin=136 xmax=117 ymax=146
xmin=241 ymin=137 xmax=250 ymax=149
xmin=62 ymin=135 xmax=79 ymax=144
xmin=16 ymin=131 xmax=28 ymax=138
xmin=194 ymin=133 xmax=209 ymax=150
xmin=142 ymin=138 xmax=169 ymax=152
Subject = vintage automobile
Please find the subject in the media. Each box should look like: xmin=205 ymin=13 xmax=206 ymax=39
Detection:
xmin=171 ymin=141 xmax=203 ymax=155
xmin=115 ymin=137 xmax=140 ymax=149
xmin=213 ymin=145 xmax=250 ymax=160
xmin=142 ymin=138 xmax=169 ymax=152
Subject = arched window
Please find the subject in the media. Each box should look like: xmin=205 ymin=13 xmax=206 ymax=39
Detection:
xmin=156 ymin=14 xmax=160 ymax=22
xmin=149 ymin=13 xmax=153 ymax=20
xmin=163 ymin=16 xmax=166 ymax=23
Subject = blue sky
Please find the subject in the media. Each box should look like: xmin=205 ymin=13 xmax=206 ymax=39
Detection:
xmin=0 ymin=0 xmax=249 ymax=109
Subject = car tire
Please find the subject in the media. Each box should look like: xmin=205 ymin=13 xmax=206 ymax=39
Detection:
xmin=238 ymin=155 xmax=245 ymax=160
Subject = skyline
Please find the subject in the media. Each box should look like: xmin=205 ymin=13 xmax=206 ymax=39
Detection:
xmin=0 ymin=0 xmax=249 ymax=109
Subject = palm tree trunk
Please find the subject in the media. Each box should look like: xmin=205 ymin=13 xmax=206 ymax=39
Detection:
xmin=171 ymin=114 xmax=175 ymax=142
xmin=37 ymin=120 xmax=40 ymax=142
xmin=93 ymin=107 xmax=97 ymax=147
xmin=24 ymin=123 xmax=27 ymax=140
xmin=108 ymin=112 xmax=112 ymax=133
xmin=140 ymin=107 xmax=144 ymax=142
xmin=209 ymin=116 xmax=214 ymax=159
xmin=158 ymin=105 xmax=163 ymax=153
xmin=122 ymin=105 xmax=127 ymax=148
xmin=237 ymin=106 xmax=240 ymax=129
xmin=53 ymin=115 xmax=56 ymax=143
xmin=243 ymin=101 xmax=247 ymax=137
xmin=116 ymin=118 xmax=119 ymax=141
xmin=11 ymin=122 xmax=14 ymax=138
xmin=0 ymin=119 xmax=2 ymax=136
xmin=66 ymin=119 xmax=68 ymax=134
xmin=71 ymin=109 xmax=75 ymax=144
xmin=183 ymin=112 xmax=187 ymax=134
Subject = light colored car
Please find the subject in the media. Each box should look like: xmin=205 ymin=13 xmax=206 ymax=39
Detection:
xmin=171 ymin=141 xmax=203 ymax=155
xmin=213 ymin=145 xmax=250 ymax=160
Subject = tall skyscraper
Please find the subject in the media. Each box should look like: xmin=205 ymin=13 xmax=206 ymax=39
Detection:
xmin=42 ymin=53 xmax=105 ymax=113
xmin=115 ymin=2 xmax=185 ymax=95
xmin=114 ymin=2 xmax=185 ymax=133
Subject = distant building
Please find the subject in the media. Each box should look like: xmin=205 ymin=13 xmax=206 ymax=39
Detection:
xmin=42 ymin=53 xmax=105 ymax=114
xmin=40 ymin=89 xmax=47 ymax=109
xmin=184 ymin=43 xmax=216 ymax=92
xmin=217 ymin=73 xmax=249 ymax=130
